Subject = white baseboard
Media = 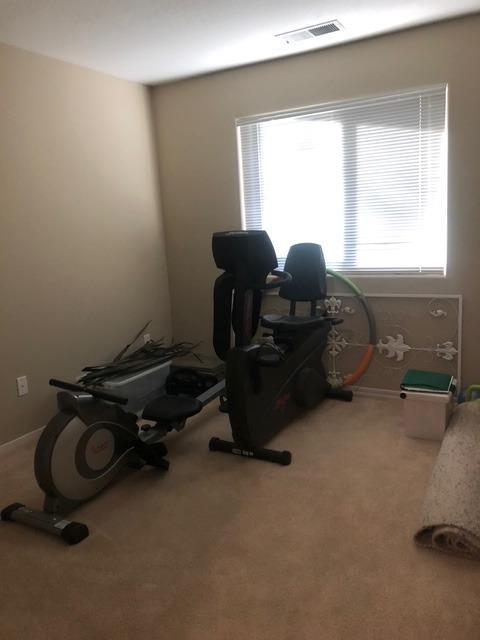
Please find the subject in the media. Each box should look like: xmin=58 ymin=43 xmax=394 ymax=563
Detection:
xmin=0 ymin=425 xmax=44 ymax=452
xmin=349 ymin=386 xmax=402 ymax=400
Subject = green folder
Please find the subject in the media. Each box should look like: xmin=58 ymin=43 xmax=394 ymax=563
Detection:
xmin=400 ymin=369 xmax=454 ymax=394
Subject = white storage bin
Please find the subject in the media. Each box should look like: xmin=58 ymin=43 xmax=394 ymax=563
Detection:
xmin=101 ymin=361 xmax=171 ymax=411
xmin=401 ymin=390 xmax=453 ymax=441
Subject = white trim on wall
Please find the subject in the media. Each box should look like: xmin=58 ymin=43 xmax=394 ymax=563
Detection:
xmin=0 ymin=425 xmax=43 ymax=452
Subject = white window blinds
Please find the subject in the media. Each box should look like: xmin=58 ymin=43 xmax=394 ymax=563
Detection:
xmin=237 ymin=86 xmax=447 ymax=274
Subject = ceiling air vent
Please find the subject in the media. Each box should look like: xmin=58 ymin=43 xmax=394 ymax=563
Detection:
xmin=275 ymin=20 xmax=343 ymax=46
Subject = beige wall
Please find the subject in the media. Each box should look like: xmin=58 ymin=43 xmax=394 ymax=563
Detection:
xmin=152 ymin=15 xmax=480 ymax=387
xmin=0 ymin=44 xmax=171 ymax=444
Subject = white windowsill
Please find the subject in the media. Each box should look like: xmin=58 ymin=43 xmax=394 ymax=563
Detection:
xmin=327 ymin=273 xmax=447 ymax=279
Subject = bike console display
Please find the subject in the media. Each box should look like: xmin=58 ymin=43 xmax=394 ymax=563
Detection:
xmin=212 ymin=230 xmax=282 ymax=360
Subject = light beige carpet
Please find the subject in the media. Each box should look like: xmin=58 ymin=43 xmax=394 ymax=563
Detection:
xmin=1 ymin=396 xmax=480 ymax=640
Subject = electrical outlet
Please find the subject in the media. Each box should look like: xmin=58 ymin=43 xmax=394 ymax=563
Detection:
xmin=16 ymin=375 xmax=29 ymax=397
xmin=143 ymin=333 xmax=151 ymax=344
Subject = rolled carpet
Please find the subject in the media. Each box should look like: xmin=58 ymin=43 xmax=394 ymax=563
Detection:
xmin=414 ymin=400 xmax=480 ymax=560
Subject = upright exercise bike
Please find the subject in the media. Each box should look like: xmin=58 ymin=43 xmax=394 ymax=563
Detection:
xmin=209 ymin=230 xmax=352 ymax=465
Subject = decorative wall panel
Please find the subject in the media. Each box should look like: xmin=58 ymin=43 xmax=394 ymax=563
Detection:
xmin=263 ymin=293 xmax=462 ymax=393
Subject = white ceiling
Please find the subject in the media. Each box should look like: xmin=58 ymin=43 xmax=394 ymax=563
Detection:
xmin=0 ymin=0 xmax=479 ymax=85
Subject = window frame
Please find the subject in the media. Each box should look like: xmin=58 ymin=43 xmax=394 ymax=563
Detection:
xmin=236 ymin=84 xmax=449 ymax=278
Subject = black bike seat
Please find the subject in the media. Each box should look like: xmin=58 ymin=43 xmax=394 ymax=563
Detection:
xmin=142 ymin=395 xmax=203 ymax=423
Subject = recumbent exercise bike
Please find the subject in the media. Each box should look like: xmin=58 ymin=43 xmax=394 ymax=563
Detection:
xmin=208 ymin=230 xmax=352 ymax=464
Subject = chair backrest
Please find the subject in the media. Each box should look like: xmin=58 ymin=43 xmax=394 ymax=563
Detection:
xmin=279 ymin=243 xmax=327 ymax=315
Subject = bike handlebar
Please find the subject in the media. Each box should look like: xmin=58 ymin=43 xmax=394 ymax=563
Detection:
xmin=49 ymin=379 xmax=129 ymax=405
xmin=262 ymin=269 xmax=292 ymax=290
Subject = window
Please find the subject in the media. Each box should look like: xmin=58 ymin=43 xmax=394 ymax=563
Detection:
xmin=237 ymin=86 xmax=447 ymax=275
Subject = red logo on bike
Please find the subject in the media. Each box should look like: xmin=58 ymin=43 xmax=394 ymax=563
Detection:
xmin=91 ymin=441 xmax=109 ymax=454
xmin=274 ymin=393 xmax=290 ymax=411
